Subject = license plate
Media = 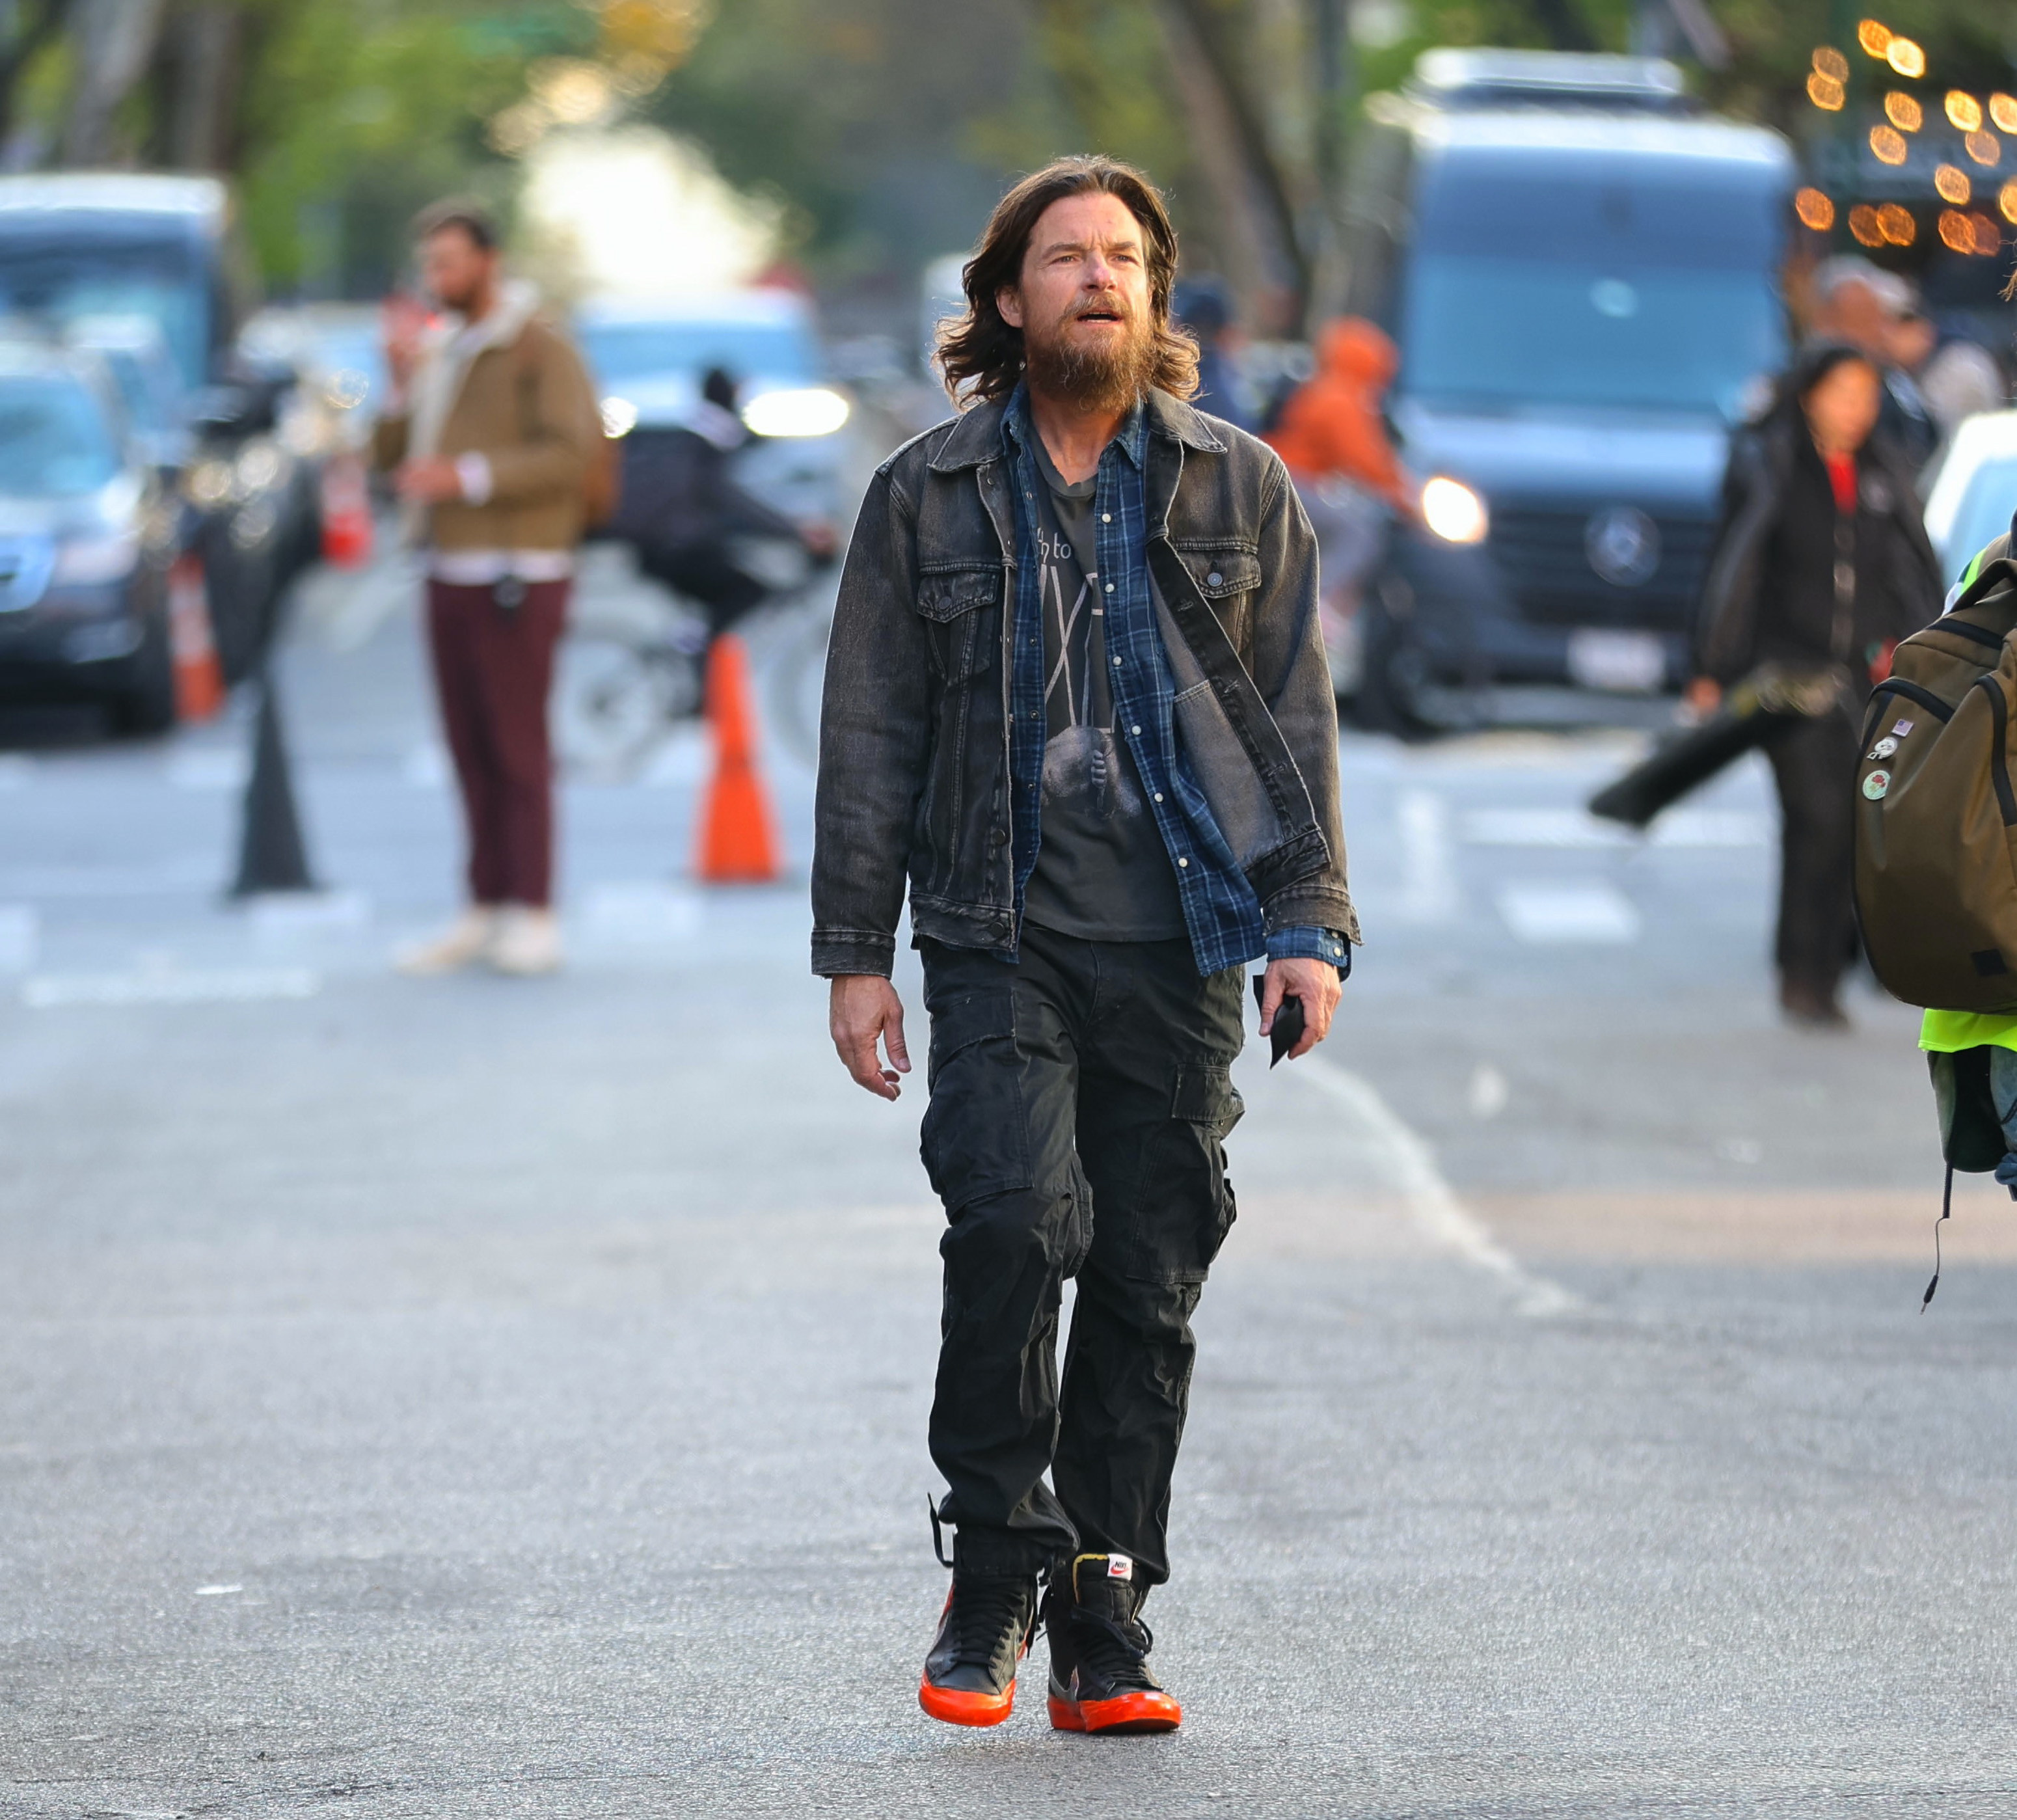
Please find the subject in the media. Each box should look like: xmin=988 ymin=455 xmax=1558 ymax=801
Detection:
xmin=1566 ymin=628 xmax=1664 ymax=694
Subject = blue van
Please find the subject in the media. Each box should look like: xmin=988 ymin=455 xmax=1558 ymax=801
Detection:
xmin=1340 ymin=51 xmax=1794 ymax=730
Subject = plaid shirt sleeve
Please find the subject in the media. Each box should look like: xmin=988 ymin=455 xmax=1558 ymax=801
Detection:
xmin=1266 ymin=925 xmax=1353 ymax=975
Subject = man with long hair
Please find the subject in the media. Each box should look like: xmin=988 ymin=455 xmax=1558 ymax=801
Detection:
xmin=813 ymin=157 xmax=1357 ymax=1735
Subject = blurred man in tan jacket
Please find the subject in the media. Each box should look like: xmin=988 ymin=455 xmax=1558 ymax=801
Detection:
xmin=375 ymin=198 xmax=601 ymax=975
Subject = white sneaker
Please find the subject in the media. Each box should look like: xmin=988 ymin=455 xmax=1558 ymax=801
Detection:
xmin=395 ymin=908 xmax=496 ymax=975
xmin=488 ymin=906 xmax=563 ymax=975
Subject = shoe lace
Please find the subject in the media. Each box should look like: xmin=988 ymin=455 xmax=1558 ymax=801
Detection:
xmin=1072 ymin=1607 xmax=1157 ymax=1692
xmin=948 ymin=1575 xmax=1033 ymax=1668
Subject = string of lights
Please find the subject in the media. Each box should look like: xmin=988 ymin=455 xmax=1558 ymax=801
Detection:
xmin=1796 ymin=19 xmax=2012 ymax=258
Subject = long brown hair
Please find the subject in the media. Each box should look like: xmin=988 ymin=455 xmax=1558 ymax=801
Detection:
xmin=935 ymin=155 xmax=1199 ymax=408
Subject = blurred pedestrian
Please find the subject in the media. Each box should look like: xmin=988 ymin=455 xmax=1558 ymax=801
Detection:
xmin=814 ymin=155 xmax=1355 ymax=1735
xmin=1266 ymin=318 xmax=1416 ymax=645
xmin=1690 ymin=342 xmax=1944 ymax=1027
xmin=1810 ymin=258 xmax=1939 ymax=470
xmin=1914 ymin=318 xmax=2007 ymax=440
xmin=610 ymin=364 xmax=833 ymax=645
xmin=1172 ymin=276 xmax=1254 ymax=429
xmin=374 ymin=198 xmax=601 ymax=977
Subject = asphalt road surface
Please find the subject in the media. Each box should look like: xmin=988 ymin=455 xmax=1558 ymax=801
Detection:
xmin=5 ymin=544 xmax=2017 ymax=1819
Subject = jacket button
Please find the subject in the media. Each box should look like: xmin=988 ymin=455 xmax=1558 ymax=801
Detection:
xmin=1207 ymin=571 xmax=1223 ymax=587
xmin=989 ymin=828 xmax=1007 ymax=847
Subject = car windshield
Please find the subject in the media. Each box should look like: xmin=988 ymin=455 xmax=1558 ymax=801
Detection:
xmin=0 ymin=232 xmax=208 ymax=389
xmin=1938 ymin=452 xmax=2017 ymax=582
xmin=1402 ymin=161 xmax=1787 ymax=419
xmin=578 ymin=319 xmax=815 ymax=390
xmin=0 ymin=374 xmax=120 ymax=496
xmin=92 ymin=346 xmax=178 ymax=435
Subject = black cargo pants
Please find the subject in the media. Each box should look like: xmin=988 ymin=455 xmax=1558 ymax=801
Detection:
xmin=1767 ymin=699 xmax=1862 ymax=1000
xmin=919 ymin=923 xmax=1245 ymax=1587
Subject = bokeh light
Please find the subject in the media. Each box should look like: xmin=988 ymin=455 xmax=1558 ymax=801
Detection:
xmin=1967 ymin=129 xmax=2002 ymax=165
xmin=1935 ymin=164 xmax=1972 ymax=204
xmin=1969 ymin=211 xmax=2001 ymax=253
xmin=1794 ymin=187 xmax=1836 ymax=231
xmin=1857 ymin=18 xmax=1892 ymax=56
xmin=1993 ymin=94 xmax=2017 ymax=133
xmin=1869 ymin=124 xmax=1908 ymax=165
xmin=1813 ymin=47 xmax=1850 ymax=81
xmin=1876 ymin=202 xmax=1915 ymax=244
xmin=2000 ymin=176 xmax=2017 ymax=223
xmin=1940 ymin=209 xmax=1976 ymax=252
xmin=1947 ymin=92 xmax=1984 ymax=131
xmin=1886 ymin=36 xmax=1925 ymax=78
xmin=1848 ymin=204 xmax=1886 ymax=247
xmin=1808 ymin=71 xmax=1845 ymax=110
xmin=1885 ymin=92 xmax=1923 ymax=131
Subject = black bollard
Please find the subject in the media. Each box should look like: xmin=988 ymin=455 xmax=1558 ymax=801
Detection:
xmin=229 ymin=663 xmax=316 ymax=897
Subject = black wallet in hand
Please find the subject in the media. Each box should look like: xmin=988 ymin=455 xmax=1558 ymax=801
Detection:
xmin=1252 ymin=973 xmax=1305 ymax=1068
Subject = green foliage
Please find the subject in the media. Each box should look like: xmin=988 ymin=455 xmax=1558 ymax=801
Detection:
xmin=236 ymin=0 xmax=578 ymax=297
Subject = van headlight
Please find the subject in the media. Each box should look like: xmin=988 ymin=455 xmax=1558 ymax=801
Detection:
xmin=740 ymin=387 xmax=850 ymax=439
xmin=1420 ymin=475 xmax=1489 ymax=545
xmin=51 ymin=531 xmax=140 ymax=586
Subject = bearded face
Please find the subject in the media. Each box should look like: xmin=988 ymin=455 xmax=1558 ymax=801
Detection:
xmin=1001 ymin=191 xmax=1161 ymax=413
xmin=1020 ymin=289 xmax=1157 ymax=414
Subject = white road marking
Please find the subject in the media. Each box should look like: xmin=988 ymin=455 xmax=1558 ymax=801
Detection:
xmin=1297 ymin=1056 xmax=1580 ymax=1318
xmin=578 ymin=881 xmax=704 ymax=945
xmin=1497 ymin=881 xmax=1641 ymax=944
xmin=1395 ymin=789 xmax=1459 ymax=925
xmin=403 ymin=743 xmax=450 ymax=789
xmin=1463 ymin=806 xmax=1768 ymax=849
xmin=22 ymin=967 xmax=319 ymax=1009
xmin=243 ymin=890 xmax=372 ymax=932
xmin=166 ymin=748 xmax=249 ymax=791
xmin=0 ymin=904 xmax=38 ymax=973
xmin=1468 ymin=1061 xmax=1509 ymax=1120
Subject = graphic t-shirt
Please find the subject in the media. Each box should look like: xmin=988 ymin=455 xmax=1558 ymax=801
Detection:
xmin=1020 ymin=437 xmax=1187 ymax=943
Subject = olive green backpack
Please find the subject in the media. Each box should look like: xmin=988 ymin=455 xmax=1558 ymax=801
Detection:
xmin=1852 ymin=534 xmax=2017 ymax=1013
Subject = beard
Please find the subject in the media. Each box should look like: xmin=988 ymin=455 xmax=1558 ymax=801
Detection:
xmin=1020 ymin=295 xmax=1157 ymax=413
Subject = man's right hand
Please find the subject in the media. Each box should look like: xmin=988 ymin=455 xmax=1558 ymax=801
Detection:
xmin=829 ymin=974 xmax=911 ymax=1100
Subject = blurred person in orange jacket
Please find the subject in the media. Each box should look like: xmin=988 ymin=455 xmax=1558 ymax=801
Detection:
xmin=1267 ymin=318 xmax=1415 ymax=510
xmin=1266 ymin=318 xmax=1416 ymax=688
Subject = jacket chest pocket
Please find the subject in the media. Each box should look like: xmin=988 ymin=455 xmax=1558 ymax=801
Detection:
xmin=915 ymin=568 xmax=1001 ymax=685
xmin=1176 ymin=545 xmax=1262 ymax=645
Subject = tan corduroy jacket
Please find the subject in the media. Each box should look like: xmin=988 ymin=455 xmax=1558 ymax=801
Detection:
xmin=372 ymin=286 xmax=601 ymax=552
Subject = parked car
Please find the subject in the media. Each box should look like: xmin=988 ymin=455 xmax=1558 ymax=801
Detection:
xmin=1921 ymin=409 xmax=2017 ymax=584
xmin=575 ymin=290 xmax=850 ymax=527
xmin=0 ymin=172 xmax=303 ymax=685
xmin=0 ymin=342 xmax=180 ymax=733
xmin=1338 ymin=49 xmax=1794 ymax=731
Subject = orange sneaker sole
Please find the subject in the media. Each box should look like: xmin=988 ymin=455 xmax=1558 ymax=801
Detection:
xmin=920 ymin=1678 xmax=1018 ymax=1727
xmin=1048 ymin=1690 xmax=1182 ymax=1735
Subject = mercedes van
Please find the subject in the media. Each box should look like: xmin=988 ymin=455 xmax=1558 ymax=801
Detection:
xmin=1341 ymin=51 xmax=1794 ymax=729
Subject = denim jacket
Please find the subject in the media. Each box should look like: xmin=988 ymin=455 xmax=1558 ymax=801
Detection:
xmin=811 ymin=387 xmax=1358 ymax=980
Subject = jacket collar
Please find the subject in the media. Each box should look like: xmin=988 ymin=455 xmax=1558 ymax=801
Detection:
xmin=927 ymin=383 xmax=1226 ymax=474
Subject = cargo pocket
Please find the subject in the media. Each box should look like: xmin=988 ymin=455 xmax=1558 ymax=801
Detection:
xmin=919 ymin=990 xmax=1033 ymax=1214
xmin=1126 ymin=1062 xmax=1245 ymax=1284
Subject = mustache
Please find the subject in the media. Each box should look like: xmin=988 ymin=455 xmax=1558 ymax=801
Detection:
xmin=1066 ymin=295 xmax=1132 ymax=323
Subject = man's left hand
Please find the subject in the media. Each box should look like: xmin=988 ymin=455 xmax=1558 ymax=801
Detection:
xmin=1258 ymin=955 xmax=1342 ymax=1061
xmin=394 ymin=455 xmax=463 ymax=504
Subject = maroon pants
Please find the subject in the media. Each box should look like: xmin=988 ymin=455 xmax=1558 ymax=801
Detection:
xmin=426 ymin=577 xmax=569 ymax=908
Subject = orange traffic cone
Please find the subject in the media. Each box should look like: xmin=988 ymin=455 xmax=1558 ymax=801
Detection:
xmin=695 ymin=634 xmax=781 ymax=882
xmin=167 ymin=552 xmax=225 ymax=722
xmin=319 ymin=453 xmax=373 ymax=568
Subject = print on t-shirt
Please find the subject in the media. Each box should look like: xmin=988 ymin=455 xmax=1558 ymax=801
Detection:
xmin=1020 ymin=442 xmax=1185 ymax=942
xmin=1036 ymin=523 xmax=1141 ymax=822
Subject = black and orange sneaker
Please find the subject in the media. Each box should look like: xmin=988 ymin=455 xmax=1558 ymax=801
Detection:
xmin=918 ymin=1545 xmax=1039 ymax=1728
xmin=1043 ymin=1552 xmax=1182 ymax=1735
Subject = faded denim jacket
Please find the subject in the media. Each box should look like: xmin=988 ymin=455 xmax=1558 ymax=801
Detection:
xmin=811 ymin=386 xmax=1359 ymax=981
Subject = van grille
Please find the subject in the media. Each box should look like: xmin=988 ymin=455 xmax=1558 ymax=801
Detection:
xmin=1488 ymin=506 xmax=1714 ymax=629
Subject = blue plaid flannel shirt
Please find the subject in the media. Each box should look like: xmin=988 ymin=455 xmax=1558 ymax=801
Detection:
xmin=1001 ymin=388 xmax=1348 ymax=979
